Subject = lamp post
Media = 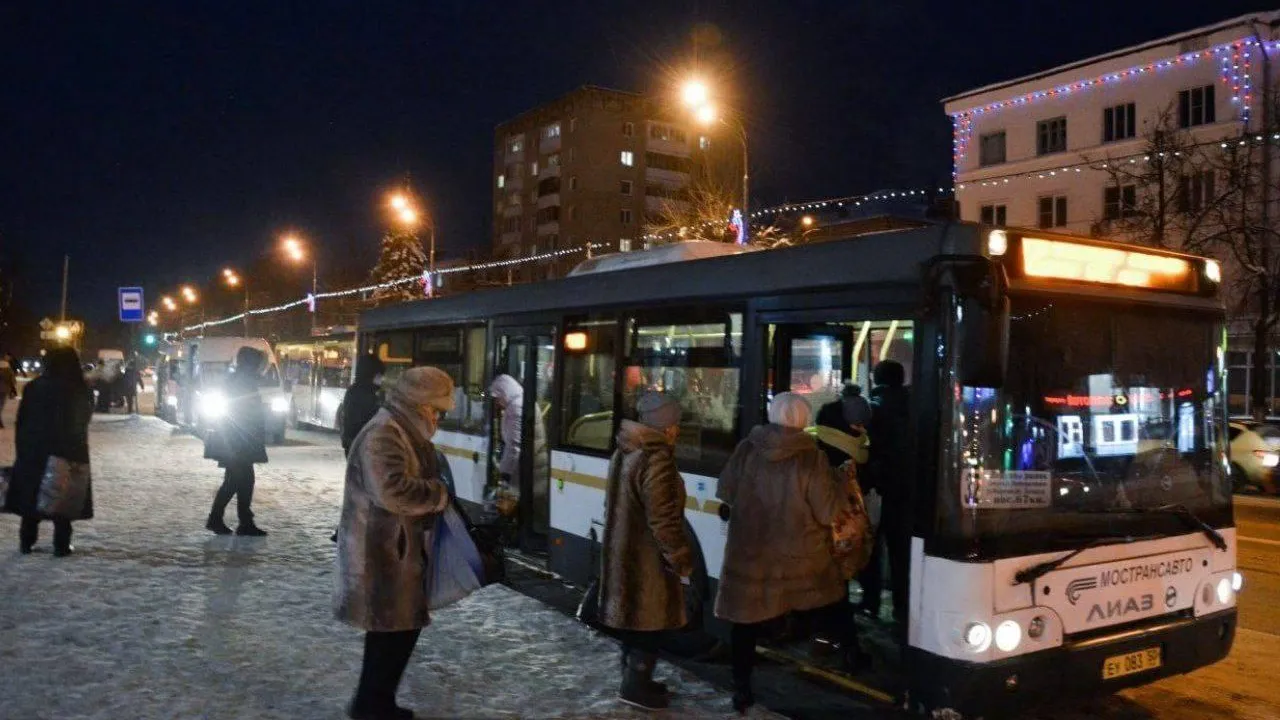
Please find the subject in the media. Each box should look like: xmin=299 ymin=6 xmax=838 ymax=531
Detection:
xmin=682 ymin=79 xmax=750 ymax=243
xmin=282 ymin=234 xmax=317 ymax=331
xmin=222 ymin=268 xmax=249 ymax=336
xmin=389 ymin=191 xmax=432 ymax=273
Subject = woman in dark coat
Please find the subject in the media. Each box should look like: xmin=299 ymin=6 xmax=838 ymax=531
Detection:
xmin=341 ymin=354 xmax=385 ymax=457
xmin=204 ymin=346 xmax=269 ymax=536
xmin=6 ymin=347 xmax=93 ymax=556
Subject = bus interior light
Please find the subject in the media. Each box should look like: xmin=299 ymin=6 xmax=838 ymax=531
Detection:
xmin=564 ymin=331 xmax=589 ymax=351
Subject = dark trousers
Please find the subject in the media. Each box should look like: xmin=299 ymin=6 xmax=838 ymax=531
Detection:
xmin=125 ymin=393 xmax=137 ymax=414
xmin=731 ymin=600 xmax=858 ymax=689
xmin=20 ymin=515 xmax=72 ymax=551
xmin=857 ymin=504 xmax=910 ymax=623
xmin=615 ymin=628 xmax=664 ymax=667
xmin=353 ymin=629 xmax=421 ymax=711
xmin=210 ymin=464 xmax=255 ymax=524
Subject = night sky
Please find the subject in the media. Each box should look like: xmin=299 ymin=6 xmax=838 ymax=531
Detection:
xmin=1 ymin=0 xmax=1272 ymax=333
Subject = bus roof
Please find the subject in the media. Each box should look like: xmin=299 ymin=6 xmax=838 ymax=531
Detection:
xmin=361 ymin=224 xmax=984 ymax=331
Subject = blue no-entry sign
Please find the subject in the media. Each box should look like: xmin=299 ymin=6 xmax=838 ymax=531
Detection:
xmin=119 ymin=287 xmax=144 ymax=323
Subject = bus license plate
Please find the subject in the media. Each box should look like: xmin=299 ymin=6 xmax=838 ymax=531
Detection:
xmin=1101 ymin=647 xmax=1162 ymax=680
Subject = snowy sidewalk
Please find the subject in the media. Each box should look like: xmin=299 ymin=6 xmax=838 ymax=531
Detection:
xmin=0 ymin=414 xmax=773 ymax=719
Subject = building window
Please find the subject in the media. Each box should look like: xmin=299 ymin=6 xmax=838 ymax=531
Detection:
xmin=978 ymin=132 xmax=1006 ymax=166
xmin=619 ymin=238 xmax=632 ymax=252
xmin=648 ymin=124 xmax=688 ymax=143
xmin=536 ymin=206 xmax=560 ymax=225
xmin=497 ymin=174 xmax=505 ymax=189
xmin=1179 ymin=171 xmax=1215 ymax=213
xmin=537 ymin=176 xmax=559 ymax=197
xmin=1036 ymin=117 xmax=1067 ymax=155
xmin=548 ymin=153 xmax=560 ymax=168
xmin=1103 ymin=184 xmax=1137 ymax=220
xmin=1037 ymin=195 xmax=1068 ymax=228
xmin=699 ymin=136 xmax=710 ymax=150
xmin=508 ymin=136 xmax=523 ymax=154
xmin=544 ymin=122 xmax=561 ymax=139
xmin=621 ymin=180 xmax=633 ymax=196
xmin=1179 ymin=85 xmax=1216 ymax=128
xmin=1103 ymin=103 xmax=1136 ymax=142
xmin=621 ymin=150 xmax=634 ymax=167
xmin=569 ymin=117 xmax=577 ymax=133
xmin=621 ymin=208 xmax=633 ymax=225
xmin=567 ymin=148 xmax=575 ymax=164
xmin=979 ymin=204 xmax=1007 ymax=226
xmin=645 ymin=151 xmax=691 ymax=174
xmin=569 ymin=176 xmax=578 ymax=191
xmin=623 ymin=121 xmax=634 ymax=137
xmin=530 ymin=161 xmax=538 ymax=176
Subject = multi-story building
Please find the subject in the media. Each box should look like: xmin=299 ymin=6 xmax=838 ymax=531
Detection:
xmin=944 ymin=11 xmax=1280 ymax=415
xmin=491 ymin=85 xmax=740 ymax=281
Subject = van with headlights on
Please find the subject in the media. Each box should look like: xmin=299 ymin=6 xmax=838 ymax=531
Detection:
xmin=181 ymin=336 xmax=288 ymax=444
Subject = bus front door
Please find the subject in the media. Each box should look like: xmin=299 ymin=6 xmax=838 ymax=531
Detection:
xmin=492 ymin=327 xmax=556 ymax=556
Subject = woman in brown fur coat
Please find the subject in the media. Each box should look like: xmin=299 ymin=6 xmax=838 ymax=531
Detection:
xmin=598 ymin=392 xmax=694 ymax=711
xmin=715 ymin=391 xmax=867 ymax=714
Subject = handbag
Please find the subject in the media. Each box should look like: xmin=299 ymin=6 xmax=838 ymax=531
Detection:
xmin=37 ymin=455 xmax=91 ymax=519
xmin=830 ymin=460 xmax=875 ymax=579
xmin=426 ymin=503 xmax=485 ymax=610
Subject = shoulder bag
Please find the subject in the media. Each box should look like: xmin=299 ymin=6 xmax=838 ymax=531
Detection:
xmin=37 ymin=455 xmax=91 ymax=519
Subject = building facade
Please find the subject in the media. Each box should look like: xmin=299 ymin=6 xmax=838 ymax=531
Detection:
xmin=944 ymin=12 xmax=1280 ymax=415
xmin=491 ymin=85 xmax=741 ymax=281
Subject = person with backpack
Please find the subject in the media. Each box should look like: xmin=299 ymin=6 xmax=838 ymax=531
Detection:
xmin=334 ymin=366 xmax=454 ymax=719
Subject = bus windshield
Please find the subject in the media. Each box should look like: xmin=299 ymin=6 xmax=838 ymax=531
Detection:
xmin=939 ymin=296 xmax=1231 ymax=555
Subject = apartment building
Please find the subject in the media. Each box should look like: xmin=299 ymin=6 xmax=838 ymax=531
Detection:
xmin=944 ymin=12 xmax=1280 ymax=415
xmin=491 ymin=85 xmax=739 ymax=281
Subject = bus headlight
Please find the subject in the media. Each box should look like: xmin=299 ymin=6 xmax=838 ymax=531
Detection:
xmin=1205 ymin=259 xmax=1222 ymax=283
xmin=1233 ymin=571 xmax=1244 ymax=592
xmin=1217 ymin=577 xmax=1233 ymax=605
xmin=200 ymin=391 xmax=228 ymax=419
xmin=270 ymin=397 xmax=290 ymax=413
xmin=964 ymin=622 xmax=992 ymax=652
xmin=995 ymin=620 xmax=1022 ymax=652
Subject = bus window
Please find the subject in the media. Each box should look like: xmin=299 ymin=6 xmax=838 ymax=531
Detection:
xmin=869 ymin=321 xmax=913 ymax=389
xmin=624 ymin=309 xmax=741 ymax=471
xmin=460 ymin=326 xmax=487 ymax=434
xmin=416 ymin=328 xmax=464 ymax=432
xmin=560 ymin=316 xmax=617 ymax=451
xmin=374 ymin=331 xmax=414 ymax=384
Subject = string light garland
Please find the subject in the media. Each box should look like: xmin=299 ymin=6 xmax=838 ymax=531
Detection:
xmin=949 ymin=37 xmax=1280 ymax=178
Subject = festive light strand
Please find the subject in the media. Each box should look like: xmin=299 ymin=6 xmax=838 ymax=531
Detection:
xmin=950 ymin=37 xmax=1280 ymax=179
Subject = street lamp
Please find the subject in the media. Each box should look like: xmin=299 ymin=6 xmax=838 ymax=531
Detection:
xmin=282 ymin=234 xmax=318 ymax=331
xmin=223 ymin=268 xmax=249 ymax=336
xmin=181 ymin=285 xmax=198 ymax=304
xmin=387 ymin=190 xmax=433 ymax=274
xmin=682 ymin=78 xmax=750 ymax=243
xmin=162 ymin=296 xmax=177 ymax=312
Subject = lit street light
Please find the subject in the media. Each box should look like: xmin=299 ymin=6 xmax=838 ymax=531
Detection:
xmin=54 ymin=325 xmax=70 ymax=341
xmin=223 ymin=268 xmax=249 ymax=335
xmin=162 ymin=296 xmax=177 ymax=312
xmin=801 ymin=215 xmax=815 ymax=228
xmin=682 ymin=77 xmax=750 ymax=243
xmin=282 ymin=234 xmax=318 ymax=330
xmin=181 ymin=285 xmax=198 ymax=304
xmin=388 ymin=190 xmax=434 ymax=275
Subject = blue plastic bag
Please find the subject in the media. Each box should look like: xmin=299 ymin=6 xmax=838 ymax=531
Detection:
xmin=427 ymin=504 xmax=484 ymax=610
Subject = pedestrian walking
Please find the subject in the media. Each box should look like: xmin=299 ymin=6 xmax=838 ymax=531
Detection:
xmin=598 ymin=392 xmax=694 ymax=711
xmin=203 ymin=346 xmax=269 ymax=537
xmin=0 ymin=355 xmax=17 ymax=428
xmin=4 ymin=347 xmax=94 ymax=556
xmin=122 ymin=360 xmax=143 ymax=415
xmin=340 ymin=354 xmax=385 ymax=456
xmin=715 ymin=392 xmax=868 ymax=715
xmin=334 ymin=366 xmax=455 ymax=720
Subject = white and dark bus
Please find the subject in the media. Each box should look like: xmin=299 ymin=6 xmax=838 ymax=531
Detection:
xmin=276 ymin=333 xmax=358 ymax=431
xmin=356 ymin=224 xmax=1238 ymax=716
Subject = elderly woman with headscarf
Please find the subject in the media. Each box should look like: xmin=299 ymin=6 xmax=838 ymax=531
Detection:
xmin=714 ymin=392 xmax=867 ymax=714
xmin=335 ymin=366 xmax=455 ymax=720
xmin=599 ymin=392 xmax=694 ymax=710
xmin=6 ymin=347 xmax=94 ymax=556
xmin=488 ymin=374 xmax=549 ymax=532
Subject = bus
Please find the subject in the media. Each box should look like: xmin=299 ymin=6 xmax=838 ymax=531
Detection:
xmin=357 ymin=224 xmax=1238 ymax=716
xmin=276 ymin=333 xmax=357 ymax=431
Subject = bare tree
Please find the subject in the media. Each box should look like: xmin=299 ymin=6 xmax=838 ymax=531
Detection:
xmin=642 ymin=176 xmax=740 ymax=244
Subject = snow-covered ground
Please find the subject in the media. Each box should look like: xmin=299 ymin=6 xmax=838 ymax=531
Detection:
xmin=0 ymin=409 xmax=777 ymax=719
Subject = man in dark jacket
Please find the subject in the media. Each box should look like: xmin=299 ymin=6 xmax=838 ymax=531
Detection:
xmin=815 ymin=383 xmax=873 ymax=471
xmin=599 ymin=393 xmax=694 ymax=711
xmin=122 ymin=360 xmax=144 ymax=415
xmin=341 ymin=354 xmax=385 ymax=456
xmin=205 ymin=346 xmax=269 ymax=536
xmin=857 ymin=360 xmax=911 ymax=629
xmin=7 ymin=347 xmax=94 ymax=556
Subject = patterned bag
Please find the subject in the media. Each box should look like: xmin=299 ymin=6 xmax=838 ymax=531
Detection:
xmin=830 ymin=460 xmax=874 ymax=579
xmin=37 ymin=455 xmax=91 ymax=519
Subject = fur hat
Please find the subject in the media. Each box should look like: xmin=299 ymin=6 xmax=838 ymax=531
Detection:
xmin=391 ymin=366 xmax=455 ymax=412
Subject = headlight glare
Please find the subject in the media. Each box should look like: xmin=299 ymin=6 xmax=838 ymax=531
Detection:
xmin=270 ymin=397 xmax=290 ymax=413
xmin=964 ymin=622 xmax=992 ymax=652
xmin=200 ymin=391 xmax=228 ymax=419
xmin=995 ymin=620 xmax=1022 ymax=652
xmin=1216 ymin=577 xmax=1233 ymax=605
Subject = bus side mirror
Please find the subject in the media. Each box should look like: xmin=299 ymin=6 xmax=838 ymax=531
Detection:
xmin=958 ymin=293 xmax=1009 ymax=388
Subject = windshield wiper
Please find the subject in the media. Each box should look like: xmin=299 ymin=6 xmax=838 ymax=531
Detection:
xmin=1075 ymin=504 xmax=1228 ymax=551
xmin=1013 ymin=535 xmax=1151 ymax=586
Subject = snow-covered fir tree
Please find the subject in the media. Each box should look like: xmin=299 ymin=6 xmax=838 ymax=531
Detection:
xmin=370 ymin=228 xmax=427 ymax=302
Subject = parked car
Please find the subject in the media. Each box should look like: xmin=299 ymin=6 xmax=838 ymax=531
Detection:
xmin=1228 ymin=421 xmax=1280 ymax=494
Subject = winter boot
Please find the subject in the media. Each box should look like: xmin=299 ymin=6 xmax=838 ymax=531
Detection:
xmin=619 ymin=650 xmax=668 ymax=710
xmin=620 ymin=647 xmax=670 ymax=698
xmin=206 ymin=516 xmax=233 ymax=535
xmin=731 ymin=678 xmax=755 ymax=716
xmin=236 ymin=522 xmax=268 ymax=537
xmin=53 ymin=545 xmax=74 ymax=558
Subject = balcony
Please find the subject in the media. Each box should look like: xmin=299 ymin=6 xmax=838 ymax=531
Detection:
xmin=536 ymin=221 xmax=560 ymax=237
xmin=537 ymin=193 xmax=560 ymax=210
xmin=538 ymin=162 xmax=561 ymax=180
xmin=645 ymin=166 xmax=689 ymax=186
xmin=539 ymin=133 xmax=561 ymax=154
xmin=500 ymin=231 xmax=521 ymax=246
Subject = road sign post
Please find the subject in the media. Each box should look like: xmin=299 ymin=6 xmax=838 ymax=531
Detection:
xmin=119 ymin=287 xmax=145 ymax=323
